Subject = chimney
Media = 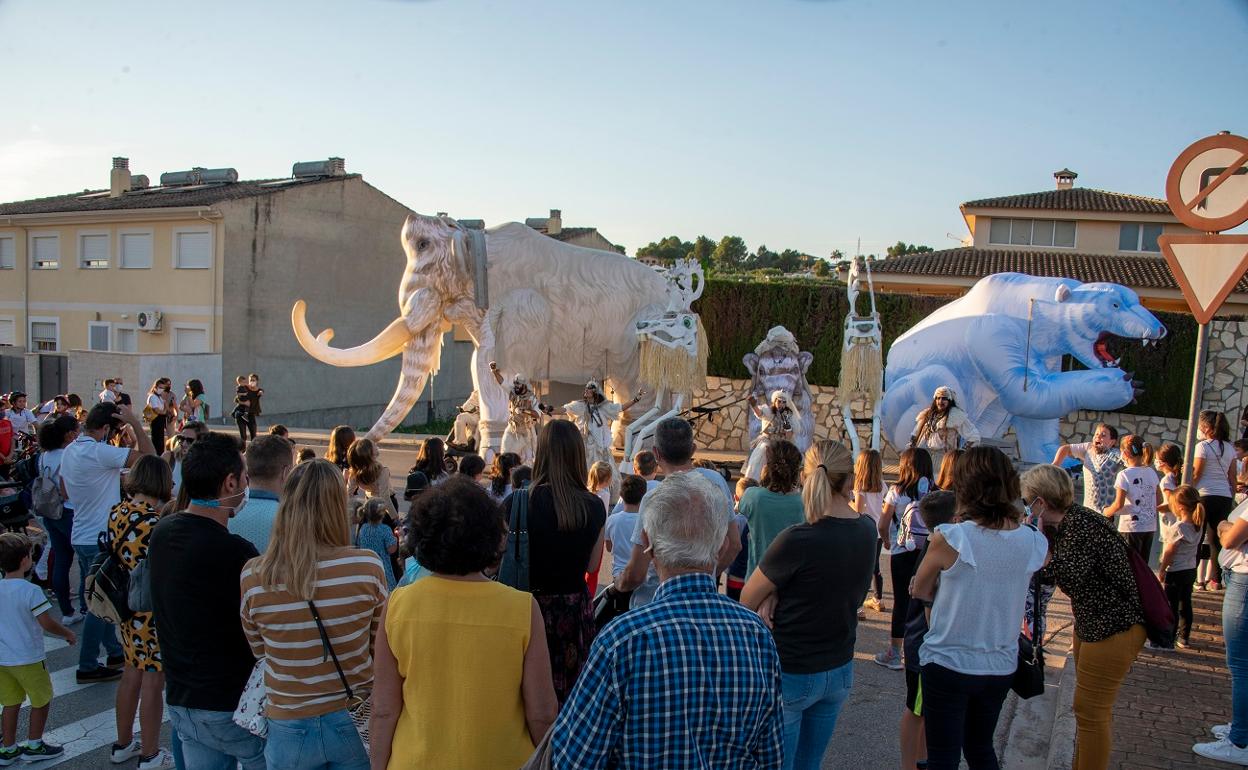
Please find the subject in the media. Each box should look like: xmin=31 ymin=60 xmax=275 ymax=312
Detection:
xmin=1053 ymin=168 xmax=1077 ymax=191
xmin=109 ymin=157 xmax=132 ymax=198
xmin=547 ymin=209 xmax=562 ymax=236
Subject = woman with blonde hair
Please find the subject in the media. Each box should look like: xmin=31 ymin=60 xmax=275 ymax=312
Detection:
xmin=325 ymin=425 xmax=355 ymax=474
xmin=743 ymin=439 xmax=876 ymax=770
xmin=1021 ymin=463 xmax=1143 ymax=770
xmin=239 ymin=460 xmax=386 ymax=770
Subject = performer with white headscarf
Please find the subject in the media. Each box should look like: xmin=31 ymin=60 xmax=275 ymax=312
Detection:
xmin=489 ymin=362 xmax=543 ymax=464
xmin=448 ymin=390 xmax=480 ymax=451
xmin=549 ymin=381 xmax=644 ymax=470
xmin=742 ymin=389 xmax=798 ymax=481
xmin=910 ymin=385 xmax=981 ymax=456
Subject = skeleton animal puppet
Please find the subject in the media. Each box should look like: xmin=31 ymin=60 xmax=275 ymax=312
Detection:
xmin=490 ymin=363 xmax=543 ymax=464
xmin=742 ymin=390 xmax=797 ymax=482
xmin=552 ymin=381 xmax=644 ymax=470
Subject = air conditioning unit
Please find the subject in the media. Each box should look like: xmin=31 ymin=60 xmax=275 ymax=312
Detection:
xmin=137 ymin=310 xmax=163 ymax=332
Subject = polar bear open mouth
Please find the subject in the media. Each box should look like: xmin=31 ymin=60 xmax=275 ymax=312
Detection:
xmin=1093 ymin=331 xmax=1153 ymax=368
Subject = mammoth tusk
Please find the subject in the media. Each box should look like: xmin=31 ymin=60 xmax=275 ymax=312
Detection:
xmin=291 ymin=300 xmax=412 ymax=367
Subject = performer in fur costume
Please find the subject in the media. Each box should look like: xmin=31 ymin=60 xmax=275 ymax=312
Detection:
xmin=489 ymin=362 xmax=543 ymax=464
xmin=551 ymin=381 xmax=644 ymax=470
xmin=742 ymin=389 xmax=797 ymax=482
xmin=910 ymin=385 xmax=981 ymax=456
xmin=448 ymin=390 xmax=479 ymax=451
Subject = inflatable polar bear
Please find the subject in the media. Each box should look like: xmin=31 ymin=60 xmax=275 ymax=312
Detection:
xmin=878 ymin=273 xmax=1167 ymax=463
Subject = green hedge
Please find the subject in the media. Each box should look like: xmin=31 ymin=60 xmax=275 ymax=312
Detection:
xmin=693 ymin=279 xmax=1197 ymax=419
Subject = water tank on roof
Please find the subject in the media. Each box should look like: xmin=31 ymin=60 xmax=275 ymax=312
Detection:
xmin=292 ymin=157 xmax=346 ymax=178
xmin=130 ymin=175 xmax=150 ymax=190
xmin=159 ymin=167 xmax=238 ymax=186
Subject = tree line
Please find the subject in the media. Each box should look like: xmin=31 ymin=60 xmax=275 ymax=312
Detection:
xmin=633 ymin=235 xmax=934 ymax=277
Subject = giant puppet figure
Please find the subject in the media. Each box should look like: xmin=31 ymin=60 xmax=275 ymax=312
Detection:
xmin=743 ymin=326 xmax=815 ymax=451
xmin=292 ymin=214 xmax=703 ymax=456
xmin=878 ymin=273 xmax=1166 ymax=464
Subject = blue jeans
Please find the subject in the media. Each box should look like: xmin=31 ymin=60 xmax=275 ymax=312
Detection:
xmin=73 ymin=543 xmax=123 ymax=671
xmin=167 ymin=706 xmax=266 ymax=770
xmin=40 ymin=510 xmax=74 ymax=615
xmin=1224 ymin=570 xmax=1248 ymax=746
xmin=264 ymin=709 xmax=368 ymax=770
xmin=781 ymin=661 xmax=854 ymax=770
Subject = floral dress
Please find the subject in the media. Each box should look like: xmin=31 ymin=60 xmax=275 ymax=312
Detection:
xmin=106 ymin=500 xmax=162 ymax=671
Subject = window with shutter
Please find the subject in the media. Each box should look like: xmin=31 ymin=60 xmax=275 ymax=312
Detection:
xmin=80 ymin=234 xmax=110 ymax=268
xmin=120 ymin=232 xmax=153 ymax=268
xmin=88 ymin=324 xmax=110 ymax=351
xmin=30 ymin=321 xmax=57 ymax=351
xmin=31 ymin=235 xmax=59 ymax=269
xmin=175 ymin=231 xmax=211 ymax=269
xmin=0 ymin=319 xmax=14 ymax=346
xmin=0 ymin=237 xmax=14 ymax=269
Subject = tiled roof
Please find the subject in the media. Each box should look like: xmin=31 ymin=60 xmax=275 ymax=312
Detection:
xmin=0 ymin=174 xmax=358 ymax=216
xmin=871 ymin=247 xmax=1248 ymax=294
xmin=961 ymin=187 xmax=1171 ymax=215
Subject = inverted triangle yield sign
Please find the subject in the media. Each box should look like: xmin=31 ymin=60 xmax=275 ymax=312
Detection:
xmin=1159 ymin=234 xmax=1248 ymax=324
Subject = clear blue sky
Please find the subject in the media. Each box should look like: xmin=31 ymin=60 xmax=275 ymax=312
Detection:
xmin=3 ymin=0 xmax=1246 ymax=257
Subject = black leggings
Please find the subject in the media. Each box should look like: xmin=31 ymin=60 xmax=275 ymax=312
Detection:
xmin=1123 ymin=531 xmax=1154 ymax=563
xmin=1164 ymin=567 xmax=1196 ymax=641
xmin=150 ymin=416 xmax=167 ymax=454
xmin=921 ymin=663 xmax=1012 ymax=770
xmin=890 ymin=549 xmax=920 ymax=639
xmin=1202 ymin=495 xmax=1234 ymax=579
xmin=236 ymin=412 xmax=257 ymax=446
xmin=869 ymin=538 xmax=884 ymax=601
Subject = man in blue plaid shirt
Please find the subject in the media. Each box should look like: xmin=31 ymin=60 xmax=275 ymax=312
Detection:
xmin=550 ymin=473 xmax=784 ymax=769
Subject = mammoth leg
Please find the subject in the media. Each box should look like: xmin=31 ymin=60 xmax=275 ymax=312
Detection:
xmin=364 ymin=328 xmax=443 ymax=441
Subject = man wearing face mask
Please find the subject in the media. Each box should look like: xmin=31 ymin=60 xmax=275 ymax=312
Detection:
xmin=229 ymin=434 xmax=294 ymax=553
xmin=148 ymin=432 xmax=265 ymax=770
xmin=61 ymin=402 xmax=156 ymax=682
xmin=99 ymin=378 xmax=123 ymax=405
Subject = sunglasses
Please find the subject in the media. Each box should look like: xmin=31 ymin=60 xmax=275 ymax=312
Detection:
xmin=176 ymin=435 xmax=196 ymax=444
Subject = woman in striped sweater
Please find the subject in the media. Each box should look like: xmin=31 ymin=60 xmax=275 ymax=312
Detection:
xmin=239 ymin=460 xmax=387 ymax=770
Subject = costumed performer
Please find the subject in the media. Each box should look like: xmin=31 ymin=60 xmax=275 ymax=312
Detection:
xmin=448 ymin=390 xmax=480 ymax=451
xmin=742 ymin=389 xmax=796 ymax=482
xmin=549 ymin=381 xmax=644 ymax=470
xmin=909 ymin=386 xmax=980 ymax=467
xmin=489 ymin=362 xmax=543 ymax=465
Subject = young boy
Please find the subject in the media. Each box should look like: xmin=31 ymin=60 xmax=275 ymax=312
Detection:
xmin=604 ymin=475 xmax=648 ymax=582
xmin=900 ymin=491 xmax=957 ymax=770
xmin=0 ymin=533 xmax=76 ymax=764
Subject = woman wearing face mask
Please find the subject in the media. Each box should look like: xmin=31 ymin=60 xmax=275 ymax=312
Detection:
xmin=145 ymin=379 xmax=176 ymax=453
xmin=162 ymin=421 xmax=208 ymax=499
xmin=1020 ymin=464 xmax=1144 ymax=770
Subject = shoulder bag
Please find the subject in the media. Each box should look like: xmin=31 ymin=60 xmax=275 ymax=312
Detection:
xmin=497 ymin=489 xmax=530 ymax=591
xmin=232 ymin=659 xmax=269 ymax=738
xmin=1012 ymin=571 xmax=1046 ymax=699
xmin=308 ymin=601 xmax=372 ymax=753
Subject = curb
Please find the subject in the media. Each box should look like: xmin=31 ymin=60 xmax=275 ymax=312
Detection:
xmin=1046 ymin=654 xmax=1077 ymax=770
xmin=999 ymin=649 xmax=1073 ymax=770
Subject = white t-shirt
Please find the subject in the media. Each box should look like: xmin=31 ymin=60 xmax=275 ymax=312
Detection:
xmin=6 ymin=409 xmax=36 ymax=435
xmin=146 ymin=393 xmax=164 ymax=412
xmin=1195 ymin=439 xmax=1235 ymax=498
xmin=0 ymin=579 xmax=51 ymax=666
xmin=37 ymin=448 xmax=73 ymax=512
xmin=1159 ymin=513 xmax=1201 ymax=572
xmin=604 ymin=510 xmax=640 ymax=579
xmin=1222 ymin=500 xmax=1248 ymax=574
xmin=1113 ymin=466 xmax=1160 ymax=533
xmin=99 ymin=389 xmax=117 ymax=404
xmin=883 ymin=478 xmax=931 ymax=555
xmin=855 ymin=483 xmax=888 ymax=524
xmin=61 ymin=435 xmax=131 ymax=547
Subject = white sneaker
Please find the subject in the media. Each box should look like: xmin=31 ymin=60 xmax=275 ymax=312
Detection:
xmin=61 ymin=612 xmax=85 ymax=626
xmin=1215 ymin=724 xmax=1233 ymax=740
xmin=136 ymin=748 xmax=175 ymax=770
xmin=1194 ymin=737 xmax=1248 ymax=765
xmin=111 ymin=739 xmax=141 ymax=764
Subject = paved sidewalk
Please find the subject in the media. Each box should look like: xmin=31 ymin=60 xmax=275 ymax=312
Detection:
xmin=1105 ymin=588 xmax=1232 ymax=769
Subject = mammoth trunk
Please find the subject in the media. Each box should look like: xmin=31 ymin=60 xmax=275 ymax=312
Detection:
xmin=364 ymin=329 xmax=443 ymax=441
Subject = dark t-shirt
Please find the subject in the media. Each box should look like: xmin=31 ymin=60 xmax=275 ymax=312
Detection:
xmin=759 ymin=514 xmax=876 ymax=673
xmin=506 ymin=485 xmax=605 ymax=595
xmin=149 ymin=512 xmax=260 ymax=711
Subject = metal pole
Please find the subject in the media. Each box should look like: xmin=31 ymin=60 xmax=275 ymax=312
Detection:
xmin=1181 ymin=321 xmax=1211 ymax=484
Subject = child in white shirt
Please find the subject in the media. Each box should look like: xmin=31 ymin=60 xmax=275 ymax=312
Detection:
xmin=1105 ymin=435 xmax=1162 ymax=561
xmin=0 ymin=533 xmax=76 ymax=763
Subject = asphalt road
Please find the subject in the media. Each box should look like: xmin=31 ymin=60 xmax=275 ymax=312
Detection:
xmin=31 ymin=439 xmax=907 ymax=769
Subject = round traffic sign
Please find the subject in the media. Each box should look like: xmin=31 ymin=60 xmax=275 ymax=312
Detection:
xmin=1165 ymin=133 xmax=1248 ymax=233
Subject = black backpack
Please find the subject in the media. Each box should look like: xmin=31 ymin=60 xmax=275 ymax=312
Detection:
xmin=84 ymin=516 xmax=144 ymax=624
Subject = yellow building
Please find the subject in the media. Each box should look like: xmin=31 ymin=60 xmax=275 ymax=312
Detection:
xmin=870 ymin=169 xmax=1248 ymax=315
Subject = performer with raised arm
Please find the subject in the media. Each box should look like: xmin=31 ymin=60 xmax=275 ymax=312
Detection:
xmin=548 ymin=381 xmax=644 ymax=470
xmin=489 ymin=362 xmax=542 ymax=464
xmin=742 ymin=389 xmax=796 ymax=481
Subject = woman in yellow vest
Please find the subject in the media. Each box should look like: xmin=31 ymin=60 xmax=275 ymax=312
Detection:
xmin=369 ymin=476 xmax=558 ymax=769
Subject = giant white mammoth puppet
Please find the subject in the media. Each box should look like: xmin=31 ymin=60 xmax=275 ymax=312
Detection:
xmin=292 ymin=213 xmax=675 ymax=451
xmin=878 ymin=273 xmax=1166 ymax=464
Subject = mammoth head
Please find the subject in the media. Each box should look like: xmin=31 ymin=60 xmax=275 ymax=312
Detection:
xmin=398 ymin=213 xmax=476 ymax=313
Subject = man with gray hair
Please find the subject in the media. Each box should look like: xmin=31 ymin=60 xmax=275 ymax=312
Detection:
xmin=549 ymin=472 xmax=783 ymax=768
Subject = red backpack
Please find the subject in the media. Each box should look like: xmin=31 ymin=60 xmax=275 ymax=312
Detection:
xmin=0 ymin=418 xmax=12 ymax=458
